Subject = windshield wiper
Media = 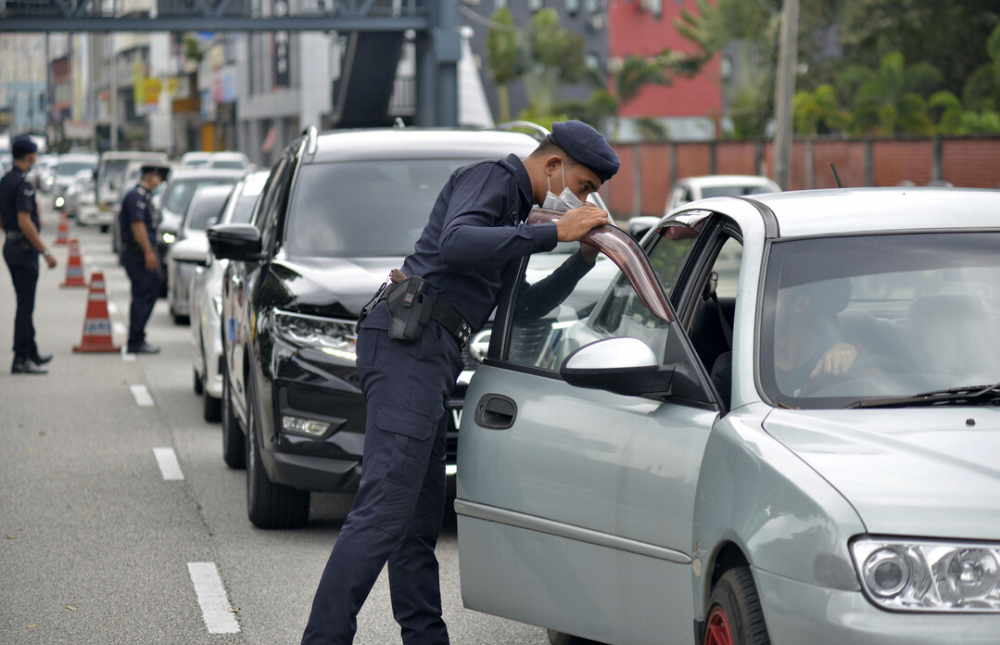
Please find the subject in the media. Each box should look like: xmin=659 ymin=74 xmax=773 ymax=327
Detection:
xmin=844 ymin=382 xmax=1000 ymax=409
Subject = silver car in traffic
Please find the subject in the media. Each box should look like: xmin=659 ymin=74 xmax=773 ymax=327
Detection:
xmin=457 ymin=188 xmax=1000 ymax=645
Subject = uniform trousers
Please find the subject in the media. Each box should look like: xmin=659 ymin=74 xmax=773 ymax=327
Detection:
xmin=121 ymin=249 xmax=159 ymax=347
xmin=3 ymin=240 xmax=40 ymax=359
xmin=302 ymin=302 xmax=463 ymax=645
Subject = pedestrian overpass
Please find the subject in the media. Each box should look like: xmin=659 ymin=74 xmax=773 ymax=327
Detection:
xmin=0 ymin=0 xmax=462 ymax=128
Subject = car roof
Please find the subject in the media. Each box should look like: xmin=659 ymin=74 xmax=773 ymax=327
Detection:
xmin=238 ymin=169 xmax=270 ymax=196
xmin=166 ymin=168 xmax=247 ymax=181
xmin=56 ymin=154 xmax=98 ymax=163
xmin=679 ymin=175 xmax=779 ymax=188
xmin=101 ymin=151 xmax=168 ymax=161
xmin=715 ymin=187 xmax=1000 ymax=238
xmin=210 ymin=151 xmax=248 ymax=160
xmin=309 ymin=128 xmax=541 ymax=163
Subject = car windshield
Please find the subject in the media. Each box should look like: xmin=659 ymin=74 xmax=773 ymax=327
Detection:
xmin=700 ymin=185 xmax=772 ymax=198
xmin=163 ymin=178 xmax=238 ymax=214
xmin=285 ymin=159 xmax=485 ymax=258
xmin=100 ymin=159 xmax=130 ymax=185
xmin=185 ymin=193 xmax=230 ymax=230
xmin=759 ymin=233 xmax=1000 ymax=409
xmin=57 ymin=161 xmax=95 ymax=176
xmin=211 ymin=161 xmax=246 ymax=170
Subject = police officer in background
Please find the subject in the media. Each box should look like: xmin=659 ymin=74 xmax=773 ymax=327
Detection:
xmin=119 ymin=164 xmax=169 ymax=354
xmin=1 ymin=136 xmax=57 ymax=375
xmin=301 ymin=120 xmax=620 ymax=645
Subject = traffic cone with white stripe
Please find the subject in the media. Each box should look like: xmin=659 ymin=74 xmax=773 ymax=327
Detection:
xmin=60 ymin=238 xmax=87 ymax=288
xmin=54 ymin=212 xmax=69 ymax=245
xmin=73 ymin=271 xmax=119 ymax=353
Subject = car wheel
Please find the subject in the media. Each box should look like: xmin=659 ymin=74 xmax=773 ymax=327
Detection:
xmin=203 ymin=379 xmax=222 ymax=422
xmin=704 ymin=567 xmax=770 ymax=645
xmin=194 ymin=368 xmax=204 ymax=395
xmin=99 ymin=224 xmax=109 ymax=233
xmin=221 ymin=365 xmax=245 ymax=469
xmin=245 ymin=374 xmax=310 ymax=529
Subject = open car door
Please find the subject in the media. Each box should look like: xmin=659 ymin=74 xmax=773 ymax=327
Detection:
xmin=455 ymin=208 xmax=723 ymax=645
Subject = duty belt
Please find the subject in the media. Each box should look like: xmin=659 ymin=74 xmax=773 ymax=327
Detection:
xmin=382 ymin=281 xmax=473 ymax=347
xmin=5 ymin=230 xmax=25 ymax=240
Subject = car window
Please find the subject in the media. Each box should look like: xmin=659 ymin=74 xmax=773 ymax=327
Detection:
xmin=283 ymin=158 xmax=487 ymax=258
xmin=260 ymin=156 xmax=295 ymax=252
xmin=211 ymin=161 xmax=247 ymax=170
xmin=185 ymin=193 xmax=230 ymax=230
xmin=164 ymin=178 xmax=238 ymax=214
xmin=701 ymin=185 xmax=774 ymax=199
xmin=502 ymin=222 xmax=702 ymax=372
xmin=759 ymin=232 xmax=1000 ymax=408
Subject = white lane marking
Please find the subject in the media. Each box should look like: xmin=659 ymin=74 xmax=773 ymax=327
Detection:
xmin=130 ymin=384 xmax=154 ymax=406
xmin=108 ymin=302 xmax=118 ymax=314
xmin=153 ymin=447 xmax=184 ymax=481
xmin=187 ymin=562 xmax=240 ymax=634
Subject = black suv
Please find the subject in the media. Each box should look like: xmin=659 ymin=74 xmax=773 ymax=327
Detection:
xmin=209 ymin=126 xmax=545 ymax=528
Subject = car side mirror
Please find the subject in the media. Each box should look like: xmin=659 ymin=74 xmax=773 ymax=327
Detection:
xmin=559 ymin=337 xmax=675 ymax=398
xmin=207 ymin=223 xmax=266 ymax=262
xmin=170 ymin=237 xmax=210 ymax=267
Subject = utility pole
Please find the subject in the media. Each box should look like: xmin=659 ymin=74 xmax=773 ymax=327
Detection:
xmin=773 ymin=0 xmax=799 ymax=190
xmin=110 ymin=35 xmax=118 ymax=150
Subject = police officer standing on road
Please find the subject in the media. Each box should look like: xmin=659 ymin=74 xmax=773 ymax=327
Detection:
xmin=119 ymin=164 xmax=169 ymax=354
xmin=1 ymin=136 xmax=58 ymax=375
xmin=301 ymin=121 xmax=620 ymax=645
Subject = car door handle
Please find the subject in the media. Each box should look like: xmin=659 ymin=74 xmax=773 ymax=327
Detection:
xmin=475 ymin=394 xmax=517 ymax=430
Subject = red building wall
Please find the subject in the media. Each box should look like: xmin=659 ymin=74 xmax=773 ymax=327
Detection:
xmin=607 ymin=0 xmax=722 ymax=120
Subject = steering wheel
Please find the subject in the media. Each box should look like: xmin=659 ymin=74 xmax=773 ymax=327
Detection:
xmin=797 ymin=353 xmax=916 ymax=398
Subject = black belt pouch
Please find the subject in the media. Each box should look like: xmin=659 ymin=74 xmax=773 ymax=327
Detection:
xmin=385 ymin=276 xmax=436 ymax=342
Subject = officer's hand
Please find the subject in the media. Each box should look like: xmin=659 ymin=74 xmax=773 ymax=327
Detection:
xmin=555 ymin=204 xmax=610 ymax=242
xmin=580 ymin=241 xmax=600 ymax=265
xmin=44 ymin=252 xmax=57 ymax=269
xmin=144 ymin=251 xmax=158 ymax=272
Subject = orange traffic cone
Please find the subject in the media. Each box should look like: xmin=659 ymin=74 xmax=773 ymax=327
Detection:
xmin=61 ymin=238 xmax=87 ymax=288
xmin=73 ymin=271 xmax=120 ymax=353
xmin=54 ymin=212 xmax=69 ymax=245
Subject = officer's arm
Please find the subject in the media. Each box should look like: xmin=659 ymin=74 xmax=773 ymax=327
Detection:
xmin=438 ymin=165 xmax=558 ymax=265
xmin=17 ymin=211 xmax=48 ymax=254
xmin=130 ymin=221 xmax=155 ymax=256
xmin=513 ymin=251 xmax=595 ymax=321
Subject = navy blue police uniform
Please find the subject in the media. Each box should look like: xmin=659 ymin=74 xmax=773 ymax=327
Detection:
xmin=119 ymin=176 xmax=161 ymax=352
xmin=302 ymin=121 xmax=620 ymax=645
xmin=1 ymin=137 xmax=47 ymax=371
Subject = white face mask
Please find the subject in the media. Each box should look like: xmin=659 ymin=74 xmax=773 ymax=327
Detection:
xmin=542 ymin=164 xmax=585 ymax=212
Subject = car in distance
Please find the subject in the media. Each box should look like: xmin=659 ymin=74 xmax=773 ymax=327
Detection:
xmin=153 ymin=168 xmax=245 ymax=293
xmin=167 ymin=184 xmax=235 ymax=324
xmin=208 ymin=126 xmax=551 ymax=529
xmin=94 ymin=151 xmax=169 ymax=232
xmin=665 ymin=174 xmax=780 ymax=215
xmin=190 ymin=170 xmax=271 ymax=423
xmin=456 ymin=187 xmax=1000 ymax=645
xmin=49 ymin=153 xmax=99 ymax=210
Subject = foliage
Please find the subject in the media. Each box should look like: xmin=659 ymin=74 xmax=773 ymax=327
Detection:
xmin=485 ymin=8 xmax=528 ymax=123
xmin=793 ymin=84 xmax=848 ymax=135
xmin=835 ymin=52 xmax=941 ymax=135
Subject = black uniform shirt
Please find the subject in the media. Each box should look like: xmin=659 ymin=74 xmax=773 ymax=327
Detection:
xmin=119 ymin=184 xmax=155 ymax=247
xmin=400 ymin=154 xmax=560 ymax=332
xmin=0 ymin=167 xmax=39 ymax=233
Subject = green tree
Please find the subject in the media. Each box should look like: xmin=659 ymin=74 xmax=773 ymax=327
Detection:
xmin=520 ymin=9 xmax=587 ymax=117
xmin=836 ymin=52 xmax=941 ymax=135
xmin=793 ymin=84 xmax=849 ymax=135
xmin=485 ymin=8 xmax=528 ymax=123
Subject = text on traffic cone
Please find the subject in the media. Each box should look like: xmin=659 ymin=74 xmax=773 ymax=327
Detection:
xmin=61 ymin=238 xmax=87 ymax=288
xmin=54 ymin=212 xmax=69 ymax=245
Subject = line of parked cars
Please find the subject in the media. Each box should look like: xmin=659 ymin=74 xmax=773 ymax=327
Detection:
xmin=154 ymin=128 xmax=1000 ymax=645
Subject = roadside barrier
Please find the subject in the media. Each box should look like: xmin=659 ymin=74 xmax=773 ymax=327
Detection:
xmin=54 ymin=212 xmax=69 ymax=245
xmin=73 ymin=271 xmax=119 ymax=353
xmin=60 ymin=238 xmax=87 ymax=288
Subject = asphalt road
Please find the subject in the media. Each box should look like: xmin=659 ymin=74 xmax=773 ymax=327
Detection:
xmin=0 ymin=198 xmax=548 ymax=645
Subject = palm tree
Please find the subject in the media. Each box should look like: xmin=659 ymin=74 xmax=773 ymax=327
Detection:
xmin=836 ymin=52 xmax=942 ymax=136
xmin=485 ymin=8 xmax=527 ymax=123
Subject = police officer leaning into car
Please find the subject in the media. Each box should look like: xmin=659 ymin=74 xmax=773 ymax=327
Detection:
xmin=1 ymin=136 xmax=58 ymax=375
xmin=119 ymin=164 xmax=169 ymax=354
xmin=301 ymin=120 xmax=620 ymax=645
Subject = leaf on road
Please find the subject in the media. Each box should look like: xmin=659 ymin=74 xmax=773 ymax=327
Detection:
xmin=6 ymin=535 xmax=15 ymax=539
xmin=65 ymin=606 xmax=77 ymax=611
xmin=26 ymin=624 xmax=37 ymax=628
xmin=230 ymin=608 xmax=240 ymax=613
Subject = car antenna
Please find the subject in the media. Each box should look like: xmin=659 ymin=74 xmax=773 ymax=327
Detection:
xmin=831 ymin=163 xmax=844 ymax=188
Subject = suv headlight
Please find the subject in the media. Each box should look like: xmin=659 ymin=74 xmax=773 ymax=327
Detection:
xmin=274 ymin=310 xmax=357 ymax=362
xmin=852 ymin=537 xmax=1000 ymax=611
xmin=158 ymin=229 xmax=176 ymax=245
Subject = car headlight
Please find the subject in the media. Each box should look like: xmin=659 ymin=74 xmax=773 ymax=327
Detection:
xmin=274 ymin=310 xmax=357 ymax=363
xmin=54 ymin=196 xmax=65 ymax=208
xmin=852 ymin=538 xmax=1000 ymax=611
xmin=159 ymin=230 xmax=176 ymax=245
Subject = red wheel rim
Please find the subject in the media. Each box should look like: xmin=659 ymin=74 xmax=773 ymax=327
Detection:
xmin=704 ymin=605 xmax=734 ymax=645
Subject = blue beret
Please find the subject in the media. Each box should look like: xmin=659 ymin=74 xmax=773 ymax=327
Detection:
xmin=550 ymin=120 xmax=620 ymax=184
xmin=11 ymin=136 xmax=37 ymax=157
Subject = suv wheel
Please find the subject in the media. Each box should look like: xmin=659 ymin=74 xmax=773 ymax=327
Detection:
xmin=201 ymin=337 xmax=221 ymax=422
xmin=193 ymin=367 xmax=204 ymax=395
xmin=221 ymin=364 xmax=245 ymax=469
xmin=245 ymin=374 xmax=310 ymax=529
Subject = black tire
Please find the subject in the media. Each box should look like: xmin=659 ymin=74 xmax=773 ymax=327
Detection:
xmin=704 ymin=567 xmax=770 ymax=645
xmin=194 ymin=368 xmax=204 ymax=395
xmin=245 ymin=375 xmax=310 ymax=529
xmin=203 ymin=386 xmax=222 ymax=422
xmin=221 ymin=366 xmax=246 ymax=469
xmin=99 ymin=224 xmax=109 ymax=233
